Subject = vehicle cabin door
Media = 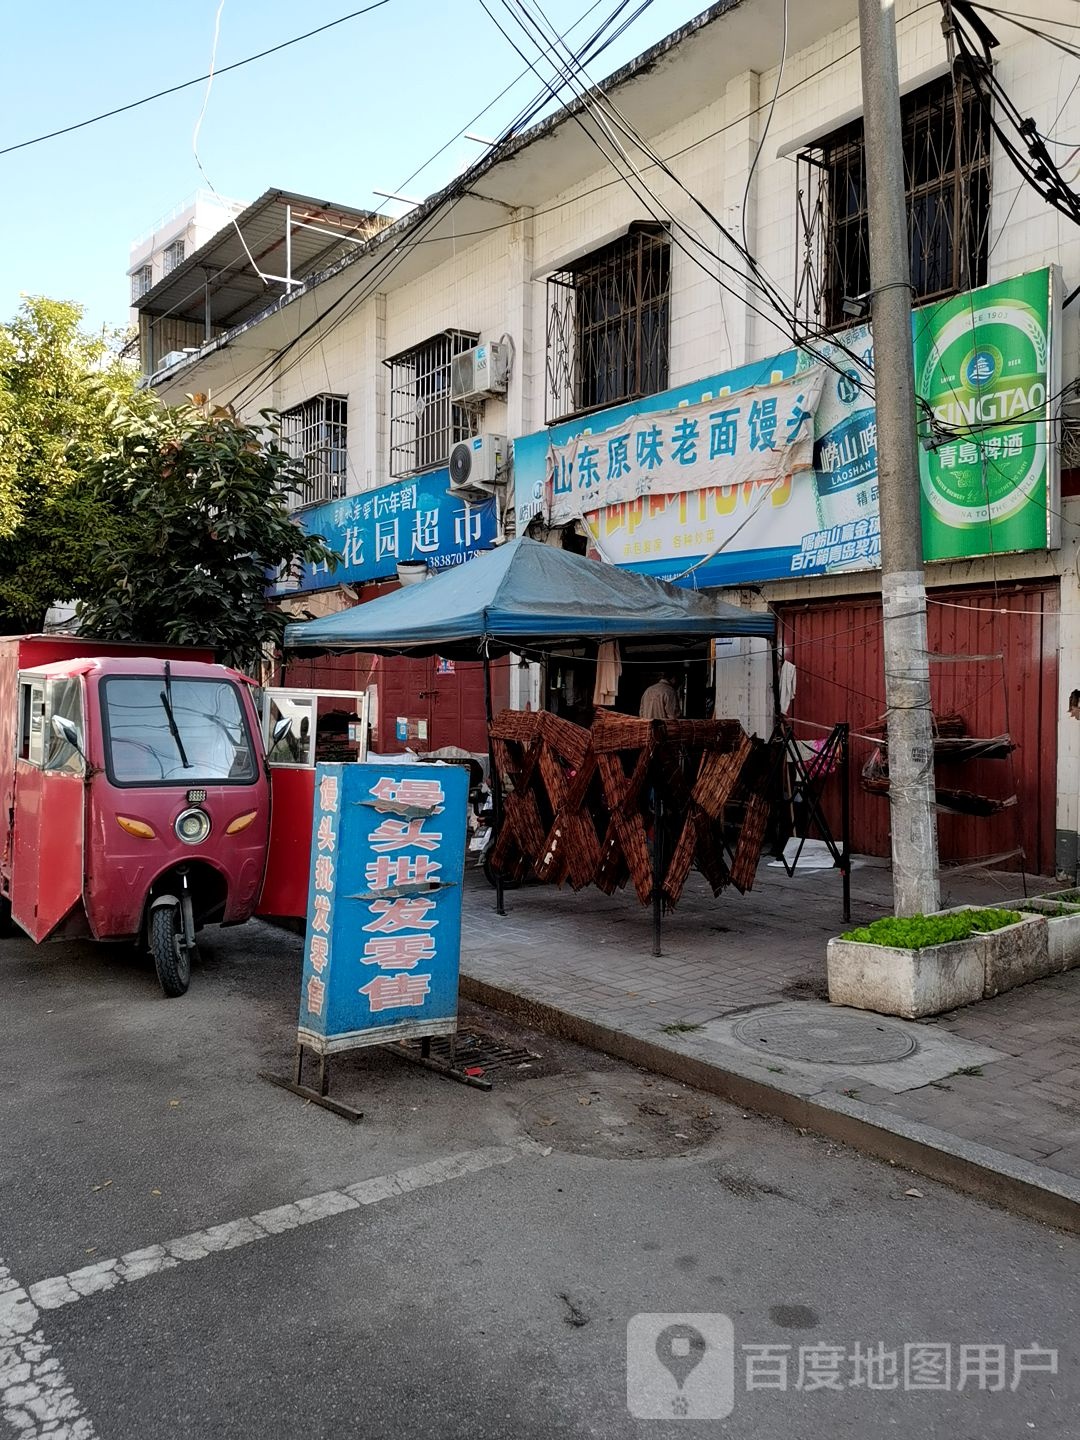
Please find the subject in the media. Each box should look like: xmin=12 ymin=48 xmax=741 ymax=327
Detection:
xmin=257 ymin=688 xmax=369 ymax=919
xmin=11 ymin=674 xmax=86 ymax=940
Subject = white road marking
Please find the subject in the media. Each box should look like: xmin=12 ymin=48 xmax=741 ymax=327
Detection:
xmin=0 ymin=1142 xmax=538 ymax=1438
xmin=28 ymin=1142 xmax=538 ymax=1317
xmin=0 ymin=1264 xmax=97 ymax=1440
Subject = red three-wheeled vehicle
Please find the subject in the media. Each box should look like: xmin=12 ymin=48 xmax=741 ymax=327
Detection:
xmin=0 ymin=636 xmax=369 ymax=996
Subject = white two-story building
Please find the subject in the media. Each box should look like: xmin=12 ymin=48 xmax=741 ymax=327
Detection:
xmin=138 ymin=0 xmax=1080 ymax=878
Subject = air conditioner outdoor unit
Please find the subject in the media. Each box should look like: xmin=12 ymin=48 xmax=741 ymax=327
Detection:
xmin=450 ymin=341 xmax=510 ymax=402
xmin=447 ymin=434 xmax=507 ymax=496
xmin=157 ymin=350 xmax=188 ymax=371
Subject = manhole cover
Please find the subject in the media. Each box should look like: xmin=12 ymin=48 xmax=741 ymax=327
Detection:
xmin=732 ymin=1008 xmax=918 ymax=1065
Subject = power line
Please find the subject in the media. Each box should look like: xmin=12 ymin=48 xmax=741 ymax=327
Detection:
xmin=485 ymin=0 xmax=894 ymax=413
xmin=0 ymin=0 xmax=392 ymax=159
xmin=191 ymin=0 xmax=938 ymax=413
xmin=373 ymin=0 xmax=617 ymax=214
xmin=741 ymin=0 xmax=788 ymax=258
xmin=221 ymin=0 xmax=670 ymax=410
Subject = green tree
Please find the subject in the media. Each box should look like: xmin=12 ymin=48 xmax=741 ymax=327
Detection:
xmin=0 ymin=296 xmax=143 ymax=629
xmin=77 ymin=401 xmax=338 ymax=672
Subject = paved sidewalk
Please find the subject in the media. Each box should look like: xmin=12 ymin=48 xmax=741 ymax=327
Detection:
xmin=458 ymin=855 xmax=1080 ymax=1225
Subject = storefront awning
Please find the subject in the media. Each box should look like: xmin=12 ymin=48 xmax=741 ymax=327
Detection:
xmin=283 ymin=537 xmax=774 ymax=658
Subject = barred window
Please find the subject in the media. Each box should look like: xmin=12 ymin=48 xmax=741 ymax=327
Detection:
xmin=795 ymin=74 xmax=991 ymax=332
xmin=387 ymin=330 xmax=479 ymax=478
xmin=546 ymin=224 xmax=670 ymax=424
xmin=130 ymin=265 xmax=153 ymax=303
xmin=162 ymin=238 xmax=186 ymax=275
xmin=280 ymin=394 xmax=348 ymax=509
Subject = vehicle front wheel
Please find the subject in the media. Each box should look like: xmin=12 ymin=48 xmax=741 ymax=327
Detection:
xmin=0 ymin=895 xmax=12 ymax=938
xmin=150 ymin=902 xmax=193 ymax=998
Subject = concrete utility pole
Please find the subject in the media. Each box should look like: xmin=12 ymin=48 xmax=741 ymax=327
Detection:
xmin=857 ymin=0 xmax=941 ymax=915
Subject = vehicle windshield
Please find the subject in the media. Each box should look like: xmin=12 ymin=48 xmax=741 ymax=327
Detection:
xmin=102 ymin=676 xmax=257 ymax=785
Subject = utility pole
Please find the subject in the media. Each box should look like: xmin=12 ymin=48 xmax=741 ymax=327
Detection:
xmin=858 ymin=0 xmax=941 ymax=915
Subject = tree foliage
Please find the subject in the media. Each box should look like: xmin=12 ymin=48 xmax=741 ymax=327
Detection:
xmin=77 ymin=401 xmax=338 ymax=672
xmin=0 ymin=297 xmax=143 ymax=629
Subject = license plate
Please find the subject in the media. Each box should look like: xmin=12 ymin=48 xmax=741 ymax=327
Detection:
xmin=469 ymin=828 xmax=491 ymax=852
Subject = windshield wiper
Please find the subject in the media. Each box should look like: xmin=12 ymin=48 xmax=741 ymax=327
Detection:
xmin=160 ymin=661 xmax=192 ymax=770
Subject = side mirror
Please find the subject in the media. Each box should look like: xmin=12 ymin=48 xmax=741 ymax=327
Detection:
xmin=51 ymin=714 xmax=82 ymax=753
xmin=271 ymin=716 xmax=293 ymax=745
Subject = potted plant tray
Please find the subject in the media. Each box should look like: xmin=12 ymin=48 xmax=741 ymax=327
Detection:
xmin=827 ymin=905 xmax=1049 ymax=1020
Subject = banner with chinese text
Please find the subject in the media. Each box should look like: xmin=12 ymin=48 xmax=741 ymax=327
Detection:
xmin=546 ymin=371 xmax=823 ymax=525
xmin=512 ymin=267 xmax=1059 ymax=587
xmin=270 ymin=468 xmax=498 ymax=597
xmin=297 ymin=762 xmax=467 ymax=1054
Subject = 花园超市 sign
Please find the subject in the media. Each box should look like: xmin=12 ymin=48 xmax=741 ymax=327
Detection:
xmin=915 ymin=267 xmax=1060 ymax=558
xmin=271 ymin=467 xmax=498 ymax=595
xmin=512 ymin=267 xmax=1060 ymax=588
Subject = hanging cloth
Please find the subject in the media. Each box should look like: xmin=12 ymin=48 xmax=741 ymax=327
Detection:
xmin=593 ymin=640 xmax=623 ymax=707
xmin=779 ymin=659 xmax=797 ymax=714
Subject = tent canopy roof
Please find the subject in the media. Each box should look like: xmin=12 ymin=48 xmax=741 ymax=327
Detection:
xmin=283 ymin=538 xmax=774 ymax=658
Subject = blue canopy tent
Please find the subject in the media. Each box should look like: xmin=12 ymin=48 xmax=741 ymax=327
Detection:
xmin=283 ymin=537 xmax=775 ymax=658
xmin=284 ymin=539 xmax=776 ymax=922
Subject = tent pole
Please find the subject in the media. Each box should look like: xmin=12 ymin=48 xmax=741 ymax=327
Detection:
xmin=484 ymin=650 xmax=505 ymax=917
xmin=652 ymin=791 xmax=663 ymax=958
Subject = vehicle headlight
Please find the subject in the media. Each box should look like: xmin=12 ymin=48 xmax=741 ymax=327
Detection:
xmin=175 ymin=807 xmax=211 ymax=845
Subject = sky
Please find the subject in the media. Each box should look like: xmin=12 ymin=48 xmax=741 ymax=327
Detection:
xmin=1 ymin=0 xmax=708 ymax=334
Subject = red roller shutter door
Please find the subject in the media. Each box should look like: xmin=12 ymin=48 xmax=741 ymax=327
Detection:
xmin=779 ymin=584 xmax=1059 ymax=875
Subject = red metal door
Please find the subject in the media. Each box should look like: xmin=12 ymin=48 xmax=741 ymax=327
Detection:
xmin=258 ymin=767 xmax=315 ymax=919
xmin=426 ymin=657 xmax=510 ymax=753
xmin=378 ymin=656 xmax=435 ymax=751
xmin=10 ymin=765 xmax=85 ymax=940
xmin=780 ymin=584 xmax=1059 ymax=874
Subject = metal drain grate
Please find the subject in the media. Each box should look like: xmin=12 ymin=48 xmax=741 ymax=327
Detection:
xmin=402 ymin=1029 xmax=540 ymax=1075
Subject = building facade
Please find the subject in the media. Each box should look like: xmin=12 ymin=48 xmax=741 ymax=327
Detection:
xmin=128 ymin=191 xmax=245 ymax=325
xmin=139 ymin=0 xmax=1080 ymax=875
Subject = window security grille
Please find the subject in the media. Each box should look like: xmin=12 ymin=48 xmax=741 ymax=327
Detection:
xmin=162 ymin=239 xmax=186 ymax=275
xmin=280 ymin=395 xmax=349 ymax=509
xmin=545 ymin=225 xmax=670 ymax=424
xmin=794 ymin=74 xmax=991 ymax=333
xmin=131 ymin=265 xmax=153 ymax=302
xmin=388 ymin=330 xmax=479 ymax=478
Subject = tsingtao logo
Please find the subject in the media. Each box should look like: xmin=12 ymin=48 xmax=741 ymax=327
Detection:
xmin=627 ymin=1313 xmax=734 ymax=1420
xmin=965 ymin=349 xmax=997 ymax=387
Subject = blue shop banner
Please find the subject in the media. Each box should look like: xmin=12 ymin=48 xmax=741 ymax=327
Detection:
xmin=297 ymin=762 xmax=468 ymax=1055
xmin=272 ymin=468 xmax=498 ymax=596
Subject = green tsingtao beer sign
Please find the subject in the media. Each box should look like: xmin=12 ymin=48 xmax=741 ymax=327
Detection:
xmin=916 ymin=267 xmax=1061 ymax=560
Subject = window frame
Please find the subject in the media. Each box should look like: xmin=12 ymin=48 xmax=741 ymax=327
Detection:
xmin=98 ymin=675 xmax=258 ymax=789
xmin=545 ymin=223 xmax=671 ymax=424
xmin=130 ymin=265 xmax=154 ymax=303
xmin=794 ymin=73 xmax=991 ymax=333
xmin=279 ymin=394 xmax=349 ymax=510
xmin=387 ymin=330 xmax=480 ymax=479
xmin=162 ymin=238 xmax=186 ymax=275
xmin=17 ymin=680 xmax=46 ymax=766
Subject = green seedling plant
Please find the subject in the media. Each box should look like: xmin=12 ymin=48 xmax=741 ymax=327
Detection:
xmin=841 ymin=908 xmax=1022 ymax=950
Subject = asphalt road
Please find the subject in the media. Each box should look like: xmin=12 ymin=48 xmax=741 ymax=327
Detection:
xmin=1 ymin=920 xmax=1077 ymax=1439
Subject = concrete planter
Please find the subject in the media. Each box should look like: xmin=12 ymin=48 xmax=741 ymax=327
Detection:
xmin=1011 ymin=897 xmax=1080 ymax=972
xmin=827 ymin=909 xmax=1049 ymax=1019
xmin=973 ymin=911 xmax=1051 ymax=997
xmin=827 ymin=934 xmax=983 ymax=1019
